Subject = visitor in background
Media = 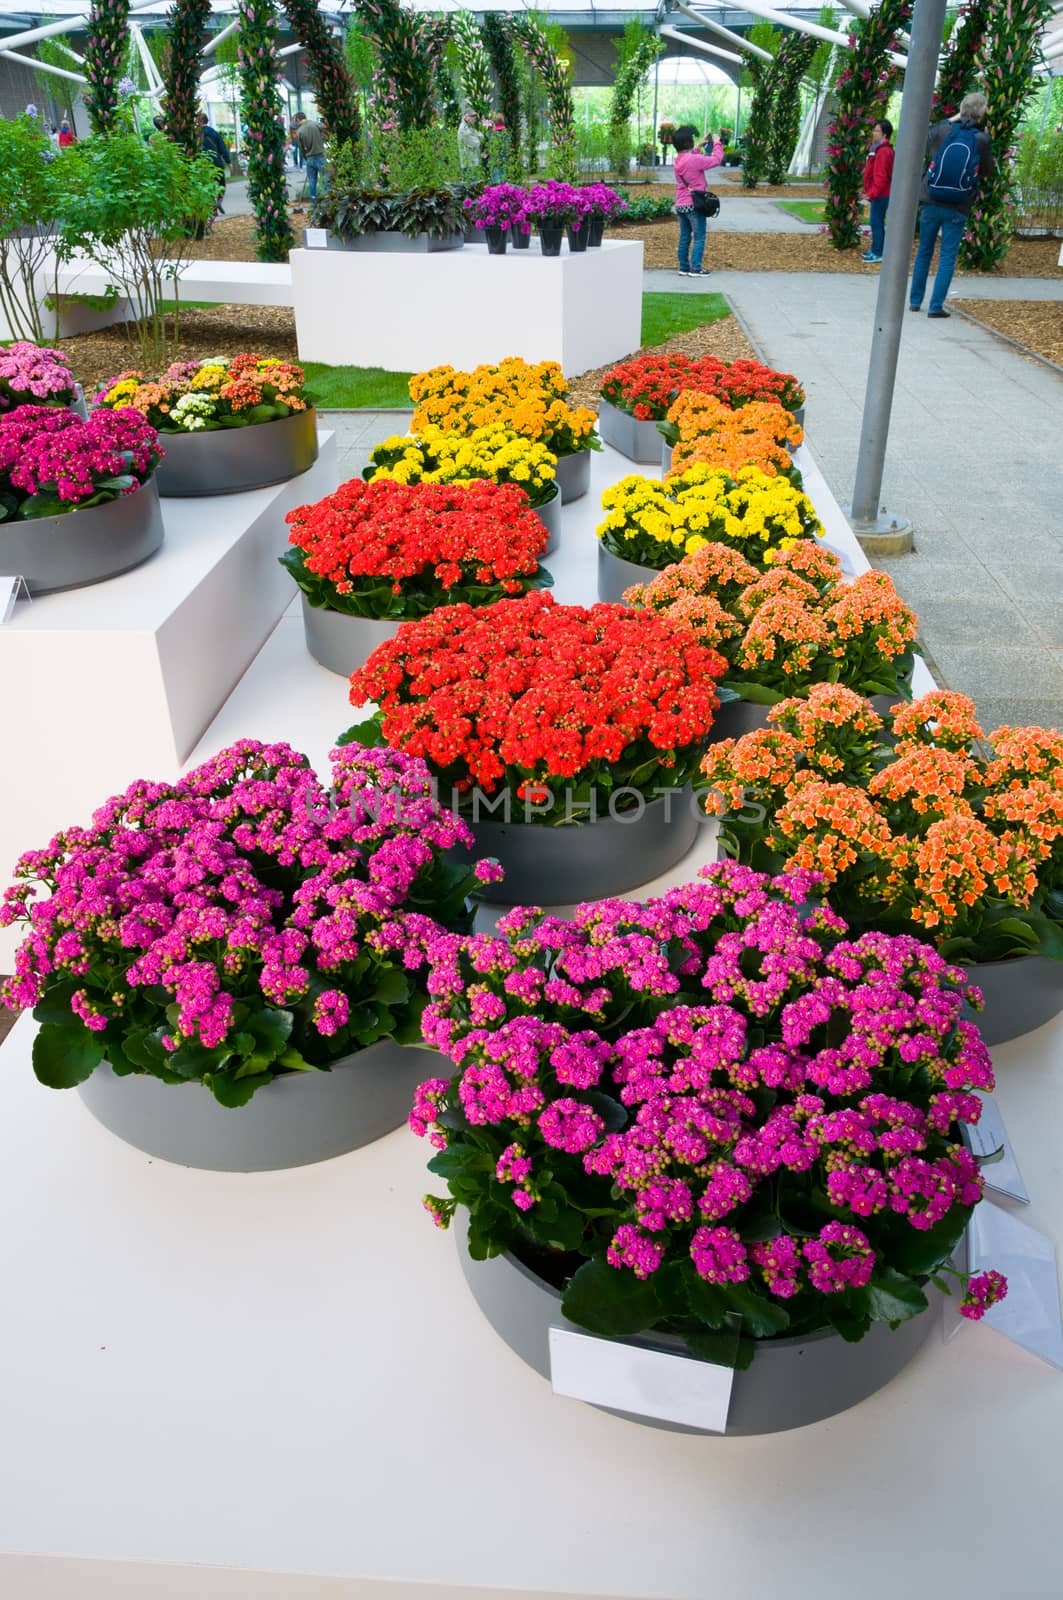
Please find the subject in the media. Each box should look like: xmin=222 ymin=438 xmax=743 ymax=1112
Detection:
xmin=293 ymin=111 xmax=326 ymax=201
xmin=861 ymin=117 xmax=893 ymax=264
xmin=57 ymin=118 xmax=75 ymax=148
xmin=672 ymin=127 xmax=724 ymax=278
xmin=909 ymin=91 xmax=993 ymax=319
xmin=458 ymin=110 xmax=483 ymax=180
xmin=198 ymin=111 xmax=231 ymax=215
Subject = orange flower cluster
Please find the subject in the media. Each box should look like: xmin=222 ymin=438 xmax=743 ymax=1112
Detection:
xmin=665 ymin=393 xmax=804 ymax=481
xmin=624 ymin=544 xmax=917 ymax=703
xmin=699 ymin=685 xmax=1063 ymax=957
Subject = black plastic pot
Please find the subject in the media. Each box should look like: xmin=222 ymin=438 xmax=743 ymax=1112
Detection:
xmin=512 ymin=229 xmax=531 ymax=250
xmin=538 ymin=223 xmax=564 ymax=257
xmin=567 ymin=224 xmax=588 ymax=253
xmin=587 ymin=217 xmax=606 ymax=248
xmin=485 ymin=224 xmax=509 ymax=255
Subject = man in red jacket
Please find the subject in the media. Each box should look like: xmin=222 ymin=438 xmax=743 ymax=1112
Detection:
xmin=861 ymin=119 xmax=894 ymax=264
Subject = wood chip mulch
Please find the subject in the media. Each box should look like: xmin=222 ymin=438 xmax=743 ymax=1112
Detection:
xmin=58 ymin=305 xmax=300 ymax=394
xmin=610 ymin=218 xmax=1063 ymax=278
xmin=950 ymin=298 xmax=1063 ymax=369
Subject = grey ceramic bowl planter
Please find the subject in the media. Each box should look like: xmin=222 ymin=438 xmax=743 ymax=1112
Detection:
xmin=458 ymin=1235 xmax=941 ymax=1436
xmin=466 ymin=789 xmax=700 ymax=906
xmin=78 ymin=1041 xmax=437 ymax=1172
xmin=534 ymin=484 xmax=561 ymax=554
xmin=961 ymin=954 xmax=1063 ymax=1047
xmin=554 ymin=447 xmax=592 ymax=503
xmin=597 ymin=399 xmax=665 ymax=465
xmin=302 ymin=228 xmax=464 ymax=254
xmin=596 ymin=542 xmax=665 ymax=604
xmin=155 ymin=408 xmax=319 ymax=498
xmin=301 ymin=596 xmax=401 ymax=678
xmin=1 ymin=477 xmax=164 ymax=596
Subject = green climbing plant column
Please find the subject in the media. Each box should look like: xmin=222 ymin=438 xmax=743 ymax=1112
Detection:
xmin=162 ymin=0 xmax=211 ymax=157
xmin=84 ymin=0 xmax=131 ymax=133
xmin=766 ymin=33 xmax=818 ymax=185
xmin=283 ymin=0 xmax=361 ymax=148
xmin=824 ymin=0 xmax=911 ymax=249
xmin=237 ymin=0 xmax=294 ymax=263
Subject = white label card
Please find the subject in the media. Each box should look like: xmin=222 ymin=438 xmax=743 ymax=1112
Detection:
xmin=304 ymin=228 xmax=329 ymax=249
xmin=964 ymin=1093 xmax=1029 ymax=1204
xmin=0 ymin=576 xmax=29 ymax=624
xmin=549 ymin=1326 xmax=733 ymax=1433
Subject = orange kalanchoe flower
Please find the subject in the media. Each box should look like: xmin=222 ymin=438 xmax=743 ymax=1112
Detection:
xmin=700 ymin=727 xmax=802 ymax=815
xmin=868 ymin=745 xmax=975 ymax=820
xmin=770 ymin=781 xmax=893 ymax=883
xmin=892 ymin=691 xmax=984 ymax=750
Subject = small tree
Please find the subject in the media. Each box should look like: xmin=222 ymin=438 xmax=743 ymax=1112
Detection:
xmin=0 ymin=111 xmax=63 ymax=343
xmin=56 ymin=128 xmax=218 ymax=366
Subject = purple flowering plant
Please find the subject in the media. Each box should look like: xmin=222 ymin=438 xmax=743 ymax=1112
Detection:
xmin=523 ymin=180 xmax=592 ymax=229
xmin=413 ymin=861 xmax=1007 ymax=1366
xmin=577 ymin=183 xmax=628 ymax=220
xmin=463 ymin=184 xmax=529 ymax=232
xmin=0 ymin=404 xmax=161 ymax=522
xmin=0 ymin=342 xmax=77 ymax=413
xmin=1 ymin=741 xmax=494 ymax=1106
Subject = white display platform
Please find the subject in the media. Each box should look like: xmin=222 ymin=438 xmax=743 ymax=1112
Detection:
xmin=290 ymin=241 xmax=644 ymax=373
xmin=0 ymin=433 xmax=338 ymax=967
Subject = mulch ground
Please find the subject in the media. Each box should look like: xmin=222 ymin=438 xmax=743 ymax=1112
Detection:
xmin=610 ymin=217 xmax=1063 ymax=277
xmin=59 ymin=304 xmax=300 ymax=394
xmin=951 ymin=299 xmax=1063 ymax=368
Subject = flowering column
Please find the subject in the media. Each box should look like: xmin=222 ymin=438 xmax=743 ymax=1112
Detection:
xmin=162 ymin=0 xmax=212 ymax=157
xmin=824 ymin=0 xmax=912 ymax=250
xmin=282 ymin=0 xmax=361 ymax=148
xmin=84 ymin=0 xmax=131 ymax=134
xmin=237 ymin=0 xmax=294 ymax=264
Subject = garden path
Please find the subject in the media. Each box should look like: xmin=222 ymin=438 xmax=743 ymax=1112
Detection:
xmin=640 ymin=266 xmax=1063 ymax=734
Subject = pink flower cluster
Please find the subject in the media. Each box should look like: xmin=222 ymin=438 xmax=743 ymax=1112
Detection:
xmin=413 ymin=860 xmax=1006 ymax=1344
xmin=0 ymin=405 xmax=160 ymax=506
xmin=0 ymin=341 xmax=76 ymax=410
xmin=2 ymin=741 xmax=493 ymax=1095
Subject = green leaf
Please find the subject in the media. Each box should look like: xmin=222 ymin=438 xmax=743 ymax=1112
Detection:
xmin=205 ymin=1070 xmax=272 ymax=1107
xmin=374 ymin=967 xmax=411 ymax=1006
xmin=722 ymin=1281 xmax=791 ymax=1338
xmin=823 ymin=1298 xmax=869 ymax=1343
xmin=168 ymin=1039 xmax=233 ymax=1080
xmin=866 ymin=1268 xmax=929 ymax=1326
xmin=561 ymin=1257 xmax=660 ymax=1337
xmin=32 ymin=1023 xmax=104 ymax=1088
xmin=244 ymin=1007 xmax=293 ymax=1061
xmin=31 ymin=979 xmax=82 ymax=1027
xmin=336 ymin=716 xmax=386 ymax=749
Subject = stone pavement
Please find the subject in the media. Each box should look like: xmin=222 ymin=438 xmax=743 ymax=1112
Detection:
xmin=641 ymin=267 xmax=1063 ymax=733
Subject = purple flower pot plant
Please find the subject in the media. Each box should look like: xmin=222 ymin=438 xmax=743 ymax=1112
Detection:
xmin=413 ymin=861 xmax=1008 ymax=1377
xmin=1 ymin=741 xmax=499 ymax=1108
xmin=463 ymin=183 xmax=529 ymax=235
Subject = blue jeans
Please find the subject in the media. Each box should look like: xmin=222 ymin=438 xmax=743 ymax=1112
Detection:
xmin=868 ymin=196 xmax=889 ymax=256
xmin=304 ymin=154 xmax=325 ymax=200
xmin=677 ymin=207 xmax=707 ymax=272
xmin=910 ymin=203 xmax=966 ymax=312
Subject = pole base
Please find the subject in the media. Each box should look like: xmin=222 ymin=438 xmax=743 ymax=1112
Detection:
xmin=843 ymin=506 xmax=913 ymax=557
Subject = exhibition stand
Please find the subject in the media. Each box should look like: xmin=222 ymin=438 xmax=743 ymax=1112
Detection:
xmin=290 ymin=241 xmax=644 ymax=372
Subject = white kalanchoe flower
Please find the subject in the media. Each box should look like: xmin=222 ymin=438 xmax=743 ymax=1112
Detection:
xmin=172 ymin=393 xmax=218 ymax=431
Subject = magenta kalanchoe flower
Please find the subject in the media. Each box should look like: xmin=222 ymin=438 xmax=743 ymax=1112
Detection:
xmin=2 ymin=741 xmax=486 ymax=1105
xmin=960 ymin=1269 xmax=1008 ymax=1321
xmin=413 ymin=860 xmax=1006 ymax=1360
xmin=0 ymin=404 xmax=160 ymax=513
xmin=0 ymin=342 xmax=77 ymax=412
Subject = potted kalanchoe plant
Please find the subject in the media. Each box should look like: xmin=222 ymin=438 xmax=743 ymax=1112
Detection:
xmin=96 ymin=354 xmax=317 ymax=497
xmin=344 ymin=588 xmax=727 ymax=905
xmin=364 ymin=423 xmax=562 ymax=550
xmin=463 ymin=183 xmax=529 ymax=254
xmin=409 ymin=358 xmax=599 ymax=503
xmin=0 ymin=403 xmax=164 ymax=593
xmin=282 ymin=476 xmax=554 ymax=677
xmin=659 ymin=392 xmax=804 ymax=477
xmin=598 ymin=353 xmax=806 ymax=463
xmin=0 ymin=739 xmax=497 ymax=1171
xmin=411 ymin=860 xmax=1008 ymax=1435
xmin=596 ymin=463 xmax=823 ymax=601
xmin=623 ymin=541 xmax=917 ymax=737
xmin=701 ymin=686 xmax=1063 ymax=1046
xmin=0 ymin=341 xmax=77 ymax=412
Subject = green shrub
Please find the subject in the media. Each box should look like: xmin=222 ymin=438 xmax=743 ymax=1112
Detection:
xmin=0 ymin=110 xmax=63 ymax=342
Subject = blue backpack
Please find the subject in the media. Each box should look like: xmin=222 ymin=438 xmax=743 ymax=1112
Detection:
xmin=926 ymin=123 xmax=980 ymax=202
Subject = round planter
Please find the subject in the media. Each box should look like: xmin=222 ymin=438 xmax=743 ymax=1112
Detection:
xmin=464 ymin=788 xmax=699 ymax=906
xmin=792 ymin=404 xmax=805 ymax=428
xmin=155 ymin=408 xmax=319 ymax=498
xmin=484 ymin=224 xmax=509 ymax=255
xmin=554 ymin=447 xmax=592 ymax=504
xmin=78 ymin=1042 xmax=438 ymax=1172
xmin=458 ymin=1235 xmax=940 ymax=1436
xmin=301 ymin=594 xmax=401 ymax=678
xmin=567 ymin=225 xmax=588 ymax=253
xmin=305 ymin=229 xmax=464 ymax=254
xmin=586 ymin=217 xmax=606 ymax=248
xmin=534 ymin=483 xmax=561 ymax=555
xmin=709 ymin=691 xmax=909 ymax=745
xmin=512 ymin=229 xmax=531 ymax=250
xmin=597 ymin=541 xmax=664 ymax=604
xmin=597 ymin=397 xmax=665 ymax=465
xmin=661 ymin=440 xmax=674 ymax=474
xmin=0 ymin=477 xmax=164 ymax=597
xmin=961 ymin=954 xmax=1063 ymax=1047
xmin=538 ymin=223 xmax=564 ymax=257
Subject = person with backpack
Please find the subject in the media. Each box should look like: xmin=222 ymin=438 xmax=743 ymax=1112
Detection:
xmin=672 ymin=127 xmax=724 ymax=277
xmin=909 ymin=91 xmax=994 ymax=319
xmin=861 ymin=118 xmax=894 ymax=264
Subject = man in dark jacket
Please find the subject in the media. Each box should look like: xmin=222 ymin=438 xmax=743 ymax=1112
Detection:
xmin=909 ymin=91 xmax=994 ymax=319
xmin=198 ymin=111 xmax=231 ymax=215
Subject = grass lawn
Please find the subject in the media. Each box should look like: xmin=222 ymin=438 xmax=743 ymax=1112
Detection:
xmin=291 ymin=293 xmax=733 ymax=409
xmin=775 ymin=201 xmax=828 ymax=224
xmin=641 ymin=291 xmax=730 ymax=346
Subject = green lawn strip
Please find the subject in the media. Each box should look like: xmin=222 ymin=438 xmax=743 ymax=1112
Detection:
xmin=775 ymin=201 xmax=828 ymax=224
xmin=641 ymin=291 xmax=730 ymax=347
xmin=158 ymin=300 xmax=221 ymax=313
xmin=301 ymin=362 xmax=413 ymax=409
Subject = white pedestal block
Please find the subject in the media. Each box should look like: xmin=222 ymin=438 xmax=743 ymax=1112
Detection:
xmin=290 ymin=241 xmax=644 ymax=373
xmin=0 ymin=434 xmax=338 ymax=965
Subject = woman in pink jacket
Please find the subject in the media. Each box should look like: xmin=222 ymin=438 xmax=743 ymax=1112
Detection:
xmin=672 ymin=127 xmax=724 ymax=276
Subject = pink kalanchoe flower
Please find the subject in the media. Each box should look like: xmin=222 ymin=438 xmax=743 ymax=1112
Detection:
xmin=960 ymin=1269 xmax=1008 ymax=1320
